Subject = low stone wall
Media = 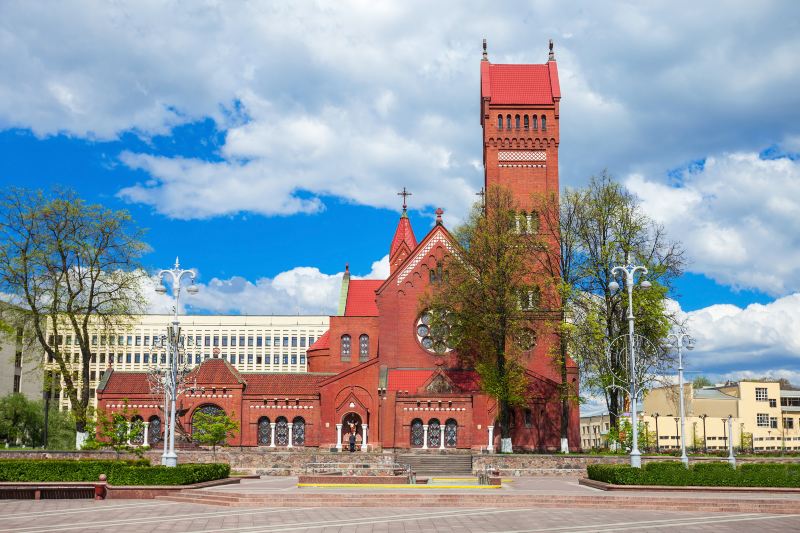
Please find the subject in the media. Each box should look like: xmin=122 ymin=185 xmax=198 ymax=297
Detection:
xmin=298 ymin=475 xmax=408 ymax=484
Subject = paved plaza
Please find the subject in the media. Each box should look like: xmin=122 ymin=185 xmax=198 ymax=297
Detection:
xmin=3 ymin=477 xmax=800 ymax=532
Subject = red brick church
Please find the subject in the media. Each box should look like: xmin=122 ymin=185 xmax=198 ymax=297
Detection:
xmin=97 ymin=43 xmax=580 ymax=452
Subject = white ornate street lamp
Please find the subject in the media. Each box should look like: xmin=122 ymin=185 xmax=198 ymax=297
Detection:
xmin=154 ymin=257 xmax=198 ymax=467
xmin=664 ymin=332 xmax=694 ymax=467
xmin=609 ymin=254 xmax=651 ymax=468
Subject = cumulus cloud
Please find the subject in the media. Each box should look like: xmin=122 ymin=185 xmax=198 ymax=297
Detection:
xmin=147 ymin=255 xmax=389 ymax=316
xmin=626 ymin=152 xmax=800 ymax=295
xmin=677 ymin=293 xmax=800 ymax=377
xmin=1 ymin=2 xmax=798 ymax=220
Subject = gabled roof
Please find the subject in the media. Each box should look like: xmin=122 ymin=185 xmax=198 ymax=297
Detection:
xmin=387 ymin=368 xmax=483 ymax=394
xmin=187 ymin=357 xmax=245 ymax=386
xmin=378 ymin=222 xmax=457 ymax=293
xmin=480 ymin=61 xmax=560 ymax=105
xmin=344 ymin=280 xmax=383 ymax=316
xmin=308 ymin=329 xmax=330 ymax=351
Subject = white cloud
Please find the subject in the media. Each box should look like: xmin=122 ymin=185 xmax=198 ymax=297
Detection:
xmin=626 ymin=152 xmax=800 ymax=295
xmin=676 ymin=293 xmax=800 ymax=376
xmin=146 ymin=254 xmax=389 ymax=316
xmin=2 ymin=2 xmax=798 ymax=220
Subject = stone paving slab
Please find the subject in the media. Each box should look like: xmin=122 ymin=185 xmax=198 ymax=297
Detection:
xmin=0 ymin=499 xmax=798 ymax=532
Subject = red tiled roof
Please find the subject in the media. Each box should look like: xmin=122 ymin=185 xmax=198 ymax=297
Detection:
xmin=390 ymin=215 xmax=417 ymax=260
xmin=481 ymin=63 xmax=556 ymax=105
xmin=187 ymin=358 xmax=244 ymax=385
xmin=344 ymin=280 xmax=383 ymax=316
xmin=243 ymin=373 xmax=330 ymax=395
xmin=101 ymin=371 xmax=151 ymax=395
xmin=308 ymin=329 xmax=330 ymax=351
xmin=387 ymin=369 xmax=434 ymax=392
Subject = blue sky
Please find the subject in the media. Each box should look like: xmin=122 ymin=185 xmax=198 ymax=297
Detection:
xmin=1 ymin=1 xmax=799 ymax=384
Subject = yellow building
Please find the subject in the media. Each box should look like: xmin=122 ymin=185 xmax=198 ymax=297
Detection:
xmin=579 ymin=412 xmax=612 ymax=450
xmin=641 ymin=380 xmax=800 ymax=452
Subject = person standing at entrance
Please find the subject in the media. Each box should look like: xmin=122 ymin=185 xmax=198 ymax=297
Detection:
xmin=348 ymin=430 xmax=356 ymax=452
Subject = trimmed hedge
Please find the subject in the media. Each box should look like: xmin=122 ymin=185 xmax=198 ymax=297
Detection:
xmin=0 ymin=459 xmax=230 ymax=486
xmin=587 ymin=461 xmax=800 ymax=488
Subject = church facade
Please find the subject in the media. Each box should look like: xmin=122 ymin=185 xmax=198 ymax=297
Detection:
xmin=97 ymin=44 xmax=580 ymax=452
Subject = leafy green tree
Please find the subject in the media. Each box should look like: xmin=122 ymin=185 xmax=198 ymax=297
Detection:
xmin=426 ymin=186 xmax=543 ymax=452
xmin=95 ymin=400 xmax=145 ymax=458
xmin=568 ymin=172 xmax=684 ymax=431
xmin=693 ymin=376 xmax=713 ymax=388
xmin=0 ymin=393 xmax=41 ymax=446
xmin=0 ymin=188 xmax=148 ymax=448
xmin=191 ymin=410 xmax=239 ymax=459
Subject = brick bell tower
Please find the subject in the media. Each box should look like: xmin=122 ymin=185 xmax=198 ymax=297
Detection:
xmin=480 ymin=39 xmax=561 ymax=211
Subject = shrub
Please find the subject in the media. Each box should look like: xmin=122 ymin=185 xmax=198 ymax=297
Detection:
xmin=587 ymin=461 xmax=800 ymax=487
xmin=0 ymin=459 xmax=229 ymax=485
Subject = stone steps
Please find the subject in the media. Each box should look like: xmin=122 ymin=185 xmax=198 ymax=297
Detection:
xmin=157 ymin=489 xmax=800 ymax=514
xmin=396 ymin=454 xmax=473 ymax=475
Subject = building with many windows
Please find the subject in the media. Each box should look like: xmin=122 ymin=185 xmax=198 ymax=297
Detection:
xmin=641 ymin=380 xmax=800 ymax=452
xmin=47 ymin=315 xmax=328 ymax=410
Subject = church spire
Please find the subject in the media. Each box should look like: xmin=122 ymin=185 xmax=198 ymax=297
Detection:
xmin=389 ymin=188 xmax=418 ymax=274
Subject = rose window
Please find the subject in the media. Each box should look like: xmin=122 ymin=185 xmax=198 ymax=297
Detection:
xmin=415 ymin=310 xmax=453 ymax=354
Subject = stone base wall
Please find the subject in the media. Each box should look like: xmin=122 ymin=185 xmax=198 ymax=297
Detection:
xmin=3 ymin=450 xmax=799 ymax=477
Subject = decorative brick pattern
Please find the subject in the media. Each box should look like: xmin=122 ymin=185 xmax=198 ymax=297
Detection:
xmin=498 ymin=150 xmax=546 ymax=161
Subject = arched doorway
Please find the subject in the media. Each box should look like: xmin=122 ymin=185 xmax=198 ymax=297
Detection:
xmin=342 ymin=412 xmax=362 ymax=438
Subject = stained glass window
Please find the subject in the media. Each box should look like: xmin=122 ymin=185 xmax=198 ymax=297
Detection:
xmin=148 ymin=416 xmax=162 ymax=445
xmin=275 ymin=417 xmax=289 ymax=446
xmin=428 ymin=419 xmax=441 ymax=448
xmin=293 ymin=417 xmax=305 ymax=446
xmin=410 ymin=419 xmax=424 ymax=448
xmin=445 ymin=419 xmax=458 ymax=448
xmin=257 ymin=417 xmax=271 ymax=445
xmin=359 ymin=334 xmax=369 ymax=362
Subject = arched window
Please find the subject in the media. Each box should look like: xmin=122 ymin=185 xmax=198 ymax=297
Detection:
xmin=524 ymin=115 xmax=529 ymax=129
xmin=428 ymin=418 xmax=441 ymax=448
xmin=191 ymin=404 xmax=225 ymax=443
xmin=148 ymin=415 xmax=161 ymax=446
xmin=257 ymin=416 xmax=271 ymax=446
xmin=445 ymin=419 xmax=458 ymax=447
xmin=506 ymin=114 xmax=512 ymax=130
xmin=429 ymin=269 xmax=436 ymax=283
xmin=515 ymin=115 xmax=520 ymax=129
xmin=410 ymin=419 xmax=424 ymax=448
xmin=528 ymin=210 xmax=539 ymax=234
xmin=541 ymin=115 xmax=547 ymax=131
xmin=359 ymin=334 xmax=369 ymax=362
xmin=532 ymin=115 xmax=538 ymax=130
xmin=497 ymin=114 xmax=503 ymax=129
xmin=340 ymin=334 xmax=351 ymax=361
xmin=293 ymin=416 xmax=306 ymax=446
xmin=131 ymin=415 xmax=144 ymax=445
xmin=275 ymin=416 xmax=289 ymax=446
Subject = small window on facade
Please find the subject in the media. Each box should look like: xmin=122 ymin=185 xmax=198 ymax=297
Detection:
xmin=532 ymin=115 xmax=537 ymax=130
xmin=756 ymin=387 xmax=768 ymax=401
xmin=770 ymin=417 xmax=778 ymax=429
xmin=240 ymin=335 xmax=246 ymax=346
xmin=143 ymin=353 xmax=149 ymax=364
xmin=341 ymin=334 xmax=352 ymax=361
xmin=91 ymin=335 xmax=97 ymax=345
xmin=769 ymin=398 xmax=777 ymax=408
xmin=222 ymin=336 xmax=228 ymax=347
xmin=248 ymin=336 xmax=254 ymax=347
xmin=757 ymin=413 xmax=769 ymax=427
xmin=524 ymin=115 xmax=529 ymax=129
xmin=359 ymin=334 xmax=369 ymax=362
xmin=257 ymin=336 xmax=263 ymax=347
xmin=515 ymin=115 xmax=520 ymax=129
xmin=204 ymin=336 xmax=210 ymax=347
xmin=300 ymin=337 xmax=306 ymax=348
xmin=231 ymin=335 xmax=237 ymax=346
xmin=282 ymin=354 xmax=288 ymax=364
xmin=291 ymin=355 xmax=297 ymax=364
xmin=273 ymin=355 xmax=279 ymax=365
xmin=506 ymin=114 xmax=512 ymax=129
xmin=248 ymin=354 xmax=253 ymax=364
xmin=265 ymin=337 xmax=272 ymax=347
xmin=541 ymin=115 xmax=546 ymax=130
xmin=282 ymin=336 xmax=289 ymax=347
xmin=300 ymin=355 xmax=306 ymax=364
xmin=497 ymin=114 xmax=503 ymax=129
xmin=524 ymin=409 xmax=533 ymax=427
xmin=213 ymin=336 xmax=219 ymax=347
xmin=291 ymin=337 xmax=297 ymax=347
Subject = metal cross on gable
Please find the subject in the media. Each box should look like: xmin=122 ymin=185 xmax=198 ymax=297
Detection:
xmin=397 ymin=187 xmax=412 ymax=210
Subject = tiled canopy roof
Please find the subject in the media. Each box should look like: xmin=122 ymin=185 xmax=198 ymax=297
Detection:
xmin=99 ymin=371 xmax=151 ymax=395
xmin=308 ymin=329 xmax=330 ymax=351
xmin=387 ymin=369 xmax=482 ymax=393
xmin=344 ymin=280 xmax=383 ymax=316
xmin=481 ymin=61 xmax=560 ymax=105
xmin=187 ymin=357 xmax=244 ymax=385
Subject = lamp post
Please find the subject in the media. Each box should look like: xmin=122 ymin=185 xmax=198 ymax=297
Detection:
xmin=664 ymin=333 xmax=694 ymax=466
xmin=673 ymin=417 xmax=680 ymax=452
xmin=700 ymin=414 xmax=708 ymax=454
xmin=154 ymin=257 xmax=198 ymax=468
xmin=727 ymin=415 xmax=736 ymax=467
xmin=609 ymin=254 xmax=651 ymax=468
